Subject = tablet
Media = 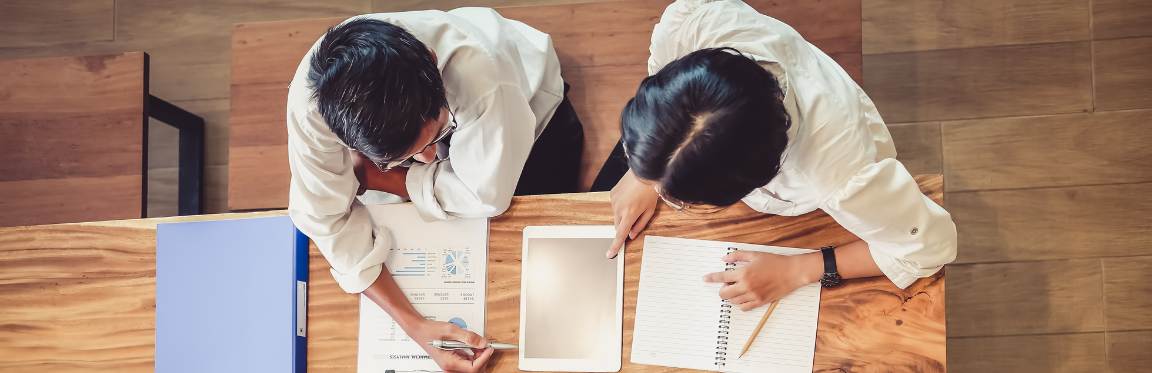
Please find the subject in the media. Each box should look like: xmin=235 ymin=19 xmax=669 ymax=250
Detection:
xmin=519 ymin=226 xmax=623 ymax=372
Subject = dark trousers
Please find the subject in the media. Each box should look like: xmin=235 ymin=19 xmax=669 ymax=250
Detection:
xmin=515 ymin=85 xmax=585 ymax=195
xmin=590 ymin=140 xmax=628 ymax=192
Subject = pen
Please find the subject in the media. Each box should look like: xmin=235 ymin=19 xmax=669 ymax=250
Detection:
xmin=737 ymin=301 xmax=779 ymax=359
xmin=429 ymin=340 xmax=518 ymax=351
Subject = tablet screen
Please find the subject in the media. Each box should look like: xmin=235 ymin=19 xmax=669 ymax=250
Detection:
xmin=522 ymin=236 xmax=618 ymax=360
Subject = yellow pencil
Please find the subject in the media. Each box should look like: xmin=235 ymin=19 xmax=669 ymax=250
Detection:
xmin=737 ymin=301 xmax=779 ymax=359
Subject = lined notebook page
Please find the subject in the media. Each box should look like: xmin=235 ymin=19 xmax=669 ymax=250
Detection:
xmin=631 ymin=236 xmax=820 ymax=373
xmin=631 ymin=236 xmax=731 ymax=371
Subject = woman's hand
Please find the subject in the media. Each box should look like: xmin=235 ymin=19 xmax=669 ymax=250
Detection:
xmin=607 ymin=170 xmax=660 ymax=258
xmin=703 ymin=251 xmax=822 ymax=311
xmin=405 ymin=319 xmax=495 ymax=373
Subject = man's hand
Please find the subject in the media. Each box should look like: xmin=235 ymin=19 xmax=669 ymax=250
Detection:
xmin=703 ymin=251 xmax=821 ymax=311
xmin=406 ymin=319 xmax=495 ymax=373
xmin=607 ymin=170 xmax=660 ymax=258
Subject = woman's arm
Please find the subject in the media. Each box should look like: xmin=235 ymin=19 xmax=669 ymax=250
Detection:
xmin=703 ymin=240 xmax=881 ymax=311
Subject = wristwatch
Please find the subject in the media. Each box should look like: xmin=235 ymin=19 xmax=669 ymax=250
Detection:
xmin=819 ymin=245 xmax=842 ymax=288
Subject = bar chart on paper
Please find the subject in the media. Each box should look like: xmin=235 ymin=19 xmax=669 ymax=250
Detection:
xmin=390 ymin=247 xmax=482 ymax=305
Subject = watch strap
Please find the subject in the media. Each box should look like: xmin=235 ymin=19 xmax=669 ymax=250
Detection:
xmin=820 ymin=245 xmax=837 ymax=274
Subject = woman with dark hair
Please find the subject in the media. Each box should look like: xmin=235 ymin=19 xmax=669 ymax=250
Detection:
xmin=594 ymin=0 xmax=957 ymax=311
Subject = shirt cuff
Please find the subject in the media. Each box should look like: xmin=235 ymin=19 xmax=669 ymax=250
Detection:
xmin=326 ymin=221 xmax=395 ymax=293
xmin=331 ymin=263 xmax=383 ymax=294
xmin=405 ymin=161 xmax=449 ymax=221
xmin=867 ymin=246 xmax=937 ymax=289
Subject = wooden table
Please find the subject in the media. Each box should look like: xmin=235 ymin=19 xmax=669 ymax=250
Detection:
xmin=228 ymin=0 xmax=862 ymax=211
xmin=0 ymin=175 xmax=944 ymax=372
xmin=0 ymin=52 xmax=206 ymax=227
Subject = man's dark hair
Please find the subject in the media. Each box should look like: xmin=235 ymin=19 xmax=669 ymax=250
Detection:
xmin=621 ymin=47 xmax=790 ymax=207
xmin=308 ymin=18 xmax=447 ymax=162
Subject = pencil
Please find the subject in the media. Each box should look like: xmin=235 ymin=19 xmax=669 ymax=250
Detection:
xmin=737 ymin=301 xmax=779 ymax=359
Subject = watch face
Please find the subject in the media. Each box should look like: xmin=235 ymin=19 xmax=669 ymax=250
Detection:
xmin=821 ymin=273 xmax=842 ymax=287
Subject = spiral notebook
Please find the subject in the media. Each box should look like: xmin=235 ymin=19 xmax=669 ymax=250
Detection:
xmin=631 ymin=236 xmax=821 ymax=373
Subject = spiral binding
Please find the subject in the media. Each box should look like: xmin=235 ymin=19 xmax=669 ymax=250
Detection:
xmin=715 ymin=247 xmax=738 ymax=368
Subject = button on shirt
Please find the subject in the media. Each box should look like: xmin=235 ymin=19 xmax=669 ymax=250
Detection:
xmin=649 ymin=0 xmax=957 ymax=288
xmin=286 ymin=9 xmax=564 ymax=293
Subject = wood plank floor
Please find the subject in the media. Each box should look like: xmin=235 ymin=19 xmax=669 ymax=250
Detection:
xmin=2 ymin=0 xmax=1150 ymax=371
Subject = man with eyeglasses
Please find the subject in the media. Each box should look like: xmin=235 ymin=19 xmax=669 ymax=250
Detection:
xmin=286 ymin=10 xmax=582 ymax=373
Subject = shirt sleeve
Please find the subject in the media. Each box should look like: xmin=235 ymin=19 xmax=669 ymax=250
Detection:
xmin=286 ymin=106 xmax=392 ymax=294
xmin=648 ymin=0 xmax=797 ymax=75
xmin=820 ymin=158 xmax=958 ymax=289
xmin=405 ymin=84 xmax=537 ymax=220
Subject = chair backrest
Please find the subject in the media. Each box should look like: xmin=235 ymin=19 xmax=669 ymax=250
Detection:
xmin=0 ymin=52 xmax=147 ymax=226
xmin=228 ymin=0 xmax=861 ymax=211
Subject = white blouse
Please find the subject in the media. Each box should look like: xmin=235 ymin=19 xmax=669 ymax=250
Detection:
xmin=286 ymin=9 xmax=564 ymax=293
xmin=649 ymin=0 xmax=957 ymax=288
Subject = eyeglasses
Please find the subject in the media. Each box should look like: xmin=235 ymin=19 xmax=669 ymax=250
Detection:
xmin=654 ymin=186 xmax=729 ymax=215
xmin=374 ymin=109 xmax=458 ymax=172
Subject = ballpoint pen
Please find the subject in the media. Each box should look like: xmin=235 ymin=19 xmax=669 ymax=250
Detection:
xmin=429 ymin=340 xmax=518 ymax=351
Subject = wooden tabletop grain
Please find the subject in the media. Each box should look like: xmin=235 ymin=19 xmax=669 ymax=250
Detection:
xmin=0 ymin=175 xmax=945 ymax=372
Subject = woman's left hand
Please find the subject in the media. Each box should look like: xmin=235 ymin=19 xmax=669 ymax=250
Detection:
xmin=703 ymin=251 xmax=821 ymax=311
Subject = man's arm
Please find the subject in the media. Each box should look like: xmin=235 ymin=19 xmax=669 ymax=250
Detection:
xmin=288 ymin=109 xmax=492 ymax=372
xmin=404 ymin=85 xmax=538 ymax=220
xmin=362 ymin=267 xmax=495 ymax=372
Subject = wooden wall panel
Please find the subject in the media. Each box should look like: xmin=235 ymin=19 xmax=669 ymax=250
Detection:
xmin=0 ymin=53 xmax=146 ymax=227
xmin=0 ymin=0 xmax=114 ymax=48
xmin=228 ymin=19 xmax=343 ymax=211
xmin=373 ymin=0 xmax=615 ymax=11
xmin=1094 ymin=37 xmax=1152 ymax=111
xmin=864 ymin=0 xmax=1089 ymax=54
xmin=949 ymin=183 xmax=1152 ymax=264
xmin=1093 ymin=0 xmax=1152 ymax=40
xmin=1107 ymin=331 xmax=1152 ymax=372
xmin=114 ymin=0 xmax=370 ymax=101
xmin=948 ymin=333 xmax=1107 ymax=373
xmin=556 ymin=65 xmax=648 ymax=189
xmin=947 ymin=259 xmax=1105 ymax=337
xmin=229 ymin=145 xmax=290 ymax=211
xmin=148 ymin=165 xmax=229 ymax=217
xmin=888 ymin=122 xmax=942 ymax=176
xmin=864 ymin=42 xmax=1092 ymax=123
xmin=942 ymin=110 xmax=1152 ymax=192
xmin=1103 ymin=256 xmax=1152 ymax=331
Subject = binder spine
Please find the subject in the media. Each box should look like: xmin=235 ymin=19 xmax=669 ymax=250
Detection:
xmin=715 ymin=247 xmax=738 ymax=368
xmin=292 ymin=228 xmax=310 ymax=373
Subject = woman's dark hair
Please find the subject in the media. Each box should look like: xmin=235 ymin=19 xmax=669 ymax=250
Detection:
xmin=621 ymin=47 xmax=790 ymax=207
xmin=308 ymin=18 xmax=446 ymax=162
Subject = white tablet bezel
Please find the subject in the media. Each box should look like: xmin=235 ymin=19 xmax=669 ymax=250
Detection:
xmin=518 ymin=225 xmax=623 ymax=372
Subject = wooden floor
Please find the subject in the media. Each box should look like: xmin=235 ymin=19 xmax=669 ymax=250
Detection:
xmin=1 ymin=0 xmax=1149 ymax=371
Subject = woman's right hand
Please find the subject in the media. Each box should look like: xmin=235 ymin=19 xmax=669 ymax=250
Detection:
xmin=406 ymin=319 xmax=495 ymax=373
xmin=607 ymin=170 xmax=660 ymax=259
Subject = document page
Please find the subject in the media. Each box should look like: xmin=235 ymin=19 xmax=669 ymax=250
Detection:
xmin=357 ymin=204 xmax=488 ymax=373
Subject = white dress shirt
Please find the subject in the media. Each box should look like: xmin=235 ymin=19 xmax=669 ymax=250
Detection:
xmin=649 ymin=0 xmax=957 ymax=288
xmin=286 ymin=9 xmax=564 ymax=293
